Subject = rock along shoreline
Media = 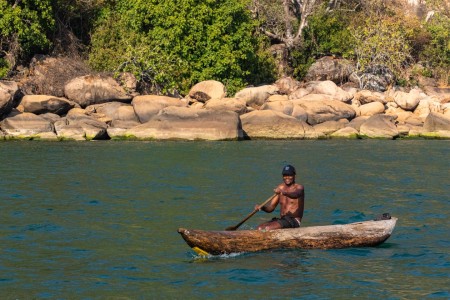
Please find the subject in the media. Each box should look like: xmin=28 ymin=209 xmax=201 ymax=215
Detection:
xmin=1 ymin=73 xmax=450 ymax=141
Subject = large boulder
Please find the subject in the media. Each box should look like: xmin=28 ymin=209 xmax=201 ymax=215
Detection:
xmin=85 ymin=102 xmax=139 ymax=124
xmin=274 ymin=77 xmax=301 ymax=95
xmin=291 ymin=99 xmax=356 ymax=125
xmin=132 ymin=95 xmax=187 ymax=123
xmin=187 ymin=80 xmax=226 ymax=103
xmin=347 ymin=116 xmax=370 ymax=130
xmin=304 ymin=80 xmax=353 ymax=102
xmin=55 ymin=114 xmax=108 ymax=140
xmin=0 ymin=81 xmax=21 ymax=118
xmin=234 ymin=85 xmax=279 ymax=108
xmin=54 ymin=120 xmax=86 ymax=141
xmin=0 ymin=112 xmax=55 ymax=139
xmin=240 ymin=110 xmax=317 ymax=139
xmin=413 ymin=98 xmax=442 ymax=121
xmin=40 ymin=112 xmax=61 ymax=124
xmin=288 ymin=87 xmax=311 ymax=100
xmin=110 ymin=106 xmax=140 ymax=128
xmin=20 ymin=95 xmax=78 ymax=115
xmin=124 ymin=107 xmax=241 ymax=140
xmin=260 ymin=100 xmax=294 ymax=116
xmin=293 ymin=94 xmax=335 ymax=102
xmin=359 ymin=114 xmax=399 ymax=139
xmin=422 ymin=86 xmax=450 ymax=104
xmin=393 ymin=88 xmax=425 ymax=111
xmin=203 ymin=98 xmax=247 ymax=115
xmin=313 ymin=120 xmax=347 ymax=137
xmin=354 ymin=90 xmax=387 ymax=104
xmin=359 ymin=102 xmax=385 ymax=116
xmin=423 ymin=112 xmax=450 ymax=132
xmin=291 ymin=105 xmax=308 ymax=122
xmin=304 ymin=56 xmax=355 ymax=84
xmin=330 ymin=127 xmax=359 ymax=139
xmin=64 ymin=75 xmax=132 ymax=107
xmin=107 ymin=106 xmax=142 ymax=137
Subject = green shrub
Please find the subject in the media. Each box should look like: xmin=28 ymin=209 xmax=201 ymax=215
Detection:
xmin=88 ymin=0 xmax=275 ymax=96
xmin=290 ymin=5 xmax=354 ymax=80
xmin=0 ymin=58 xmax=8 ymax=78
xmin=0 ymin=0 xmax=54 ymax=77
xmin=350 ymin=14 xmax=412 ymax=79
xmin=420 ymin=13 xmax=450 ymax=85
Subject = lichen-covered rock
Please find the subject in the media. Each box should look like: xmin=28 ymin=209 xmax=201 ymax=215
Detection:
xmin=304 ymin=56 xmax=354 ymax=84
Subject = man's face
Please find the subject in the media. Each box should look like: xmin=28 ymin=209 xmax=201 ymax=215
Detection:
xmin=283 ymin=174 xmax=295 ymax=185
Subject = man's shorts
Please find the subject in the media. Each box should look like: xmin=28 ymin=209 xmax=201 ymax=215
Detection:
xmin=272 ymin=216 xmax=301 ymax=228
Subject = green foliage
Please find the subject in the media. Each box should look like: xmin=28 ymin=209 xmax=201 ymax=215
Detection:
xmin=89 ymin=0 xmax=275 ymax=95
xmin=289 ymin=5 xmax=354 ymax=80
xmin=51 ymin=0 xmax=104 ymax=53
xmin=420 ymin=13 xmax=450 ymax=85
xmin=0 ymin=0 xmax=54 ymax=77
xmin=304 ymin=7 xmax=354 ymax=58
xmin=0 ymin=57 xmax=8 ymax=78
xmin=350 ymin=14 xmax=412 ymax=78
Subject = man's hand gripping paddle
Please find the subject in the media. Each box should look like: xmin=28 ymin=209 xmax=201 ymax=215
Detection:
xmin=225 ymin=194 xmax=276 ymax=231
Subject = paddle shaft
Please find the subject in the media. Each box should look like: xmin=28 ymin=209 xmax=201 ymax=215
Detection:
xmin=225 ymin=194 xmax=276 ymax=231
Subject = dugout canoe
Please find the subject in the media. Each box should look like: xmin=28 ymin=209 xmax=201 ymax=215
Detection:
xmin=178 ymin=217 xmax=397 ymax=255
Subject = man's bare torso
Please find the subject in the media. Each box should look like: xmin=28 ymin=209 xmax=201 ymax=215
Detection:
xmin=278 ymin=182 xmax=304 ymax=220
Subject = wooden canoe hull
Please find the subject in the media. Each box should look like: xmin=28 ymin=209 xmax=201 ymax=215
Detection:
xmin=178 ymin=218 xmax=397 ymax=255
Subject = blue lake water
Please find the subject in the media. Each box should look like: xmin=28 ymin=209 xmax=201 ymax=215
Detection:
xmin=0 ymin=140 xmax=448 ymax=299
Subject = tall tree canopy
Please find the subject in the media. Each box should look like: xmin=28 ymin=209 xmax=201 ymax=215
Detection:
xmin=88 ymin=0 xmax=275 ymax=95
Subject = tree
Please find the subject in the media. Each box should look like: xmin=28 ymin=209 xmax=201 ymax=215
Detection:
xmin=50 ymin=0 xmax=104 ymax=57
xmin=0 ymin=0 xmax=54 ymax=78
xmin=250 ymin=0 xmax=320 ymax=50
xmin=88 ymin=0 xmax=275 ymax=95
xmin=420 ymin=12 xmax=450 ymax=85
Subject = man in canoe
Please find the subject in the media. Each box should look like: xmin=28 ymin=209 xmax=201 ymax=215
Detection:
xmin=255 ymin=165 xmax=305 ymax=230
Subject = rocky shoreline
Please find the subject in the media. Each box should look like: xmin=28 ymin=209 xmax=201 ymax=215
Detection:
xmin=1 ymin=63 xmax=449 ymax=141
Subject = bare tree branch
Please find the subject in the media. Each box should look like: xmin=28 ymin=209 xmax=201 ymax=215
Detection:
xmin=252 ymin=0 xmax=322 ymax=49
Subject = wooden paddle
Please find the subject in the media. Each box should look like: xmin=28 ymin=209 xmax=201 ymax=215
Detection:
xmin=225 ymin=194 xmax=276 ymax=231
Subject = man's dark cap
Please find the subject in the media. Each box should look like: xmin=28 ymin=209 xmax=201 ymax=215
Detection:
xmin=282 ymin=165 xmax=296 ymax=176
